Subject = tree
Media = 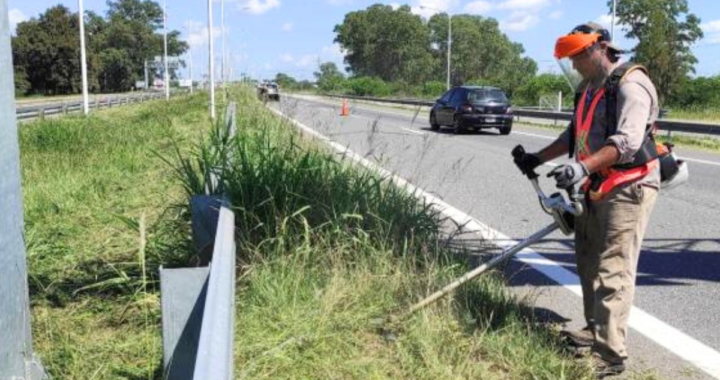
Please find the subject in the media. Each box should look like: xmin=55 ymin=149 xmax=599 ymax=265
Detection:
xmin=103 ymin=0 xmax=187 ymax=90
xmin=11 ymin=0 xmax=188 ymax=94
xmin=313 ymin=62 xmax=346 ymax=92
xmin=610 ymin=0 xmax=703 ymax=102
xmin=513 ymin=73 xmax=570 ymax=106
xmin=274 ymin=72 xmax=297 ymax=89
xmin=334 ymin=4 xmax=434 ymax=84
xmin=428 ymin=14 xmax=536 ymax=91
xmin=12 ymin=5 xmax=82 ymax=95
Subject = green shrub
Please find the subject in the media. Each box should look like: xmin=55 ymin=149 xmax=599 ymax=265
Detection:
xmin=346 ymin=76 xmax=392 ymax=97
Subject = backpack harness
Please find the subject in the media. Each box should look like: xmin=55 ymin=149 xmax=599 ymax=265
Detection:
xmin=568 ymin=62 xmax=661 ymax=201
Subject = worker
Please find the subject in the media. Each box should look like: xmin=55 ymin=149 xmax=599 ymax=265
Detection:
xmin=514 ymin=22 xmax=661 ymax=378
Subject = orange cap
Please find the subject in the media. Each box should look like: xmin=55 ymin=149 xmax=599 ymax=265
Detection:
xmin=554 ymin=33 xmax=601 ymax=59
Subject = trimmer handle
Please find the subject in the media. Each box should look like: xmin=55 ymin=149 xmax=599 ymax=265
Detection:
xmin=512 ymin=144 xmax=539 ymax=180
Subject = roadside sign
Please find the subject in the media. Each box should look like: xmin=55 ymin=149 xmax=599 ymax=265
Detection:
xmin=135 ymin=81 xmax=147 ymax=89
xmin=179 ymin=79 xmax=193 ymax=88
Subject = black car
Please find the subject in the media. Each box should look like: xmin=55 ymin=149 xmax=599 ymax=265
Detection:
xmin=429 ymin=86 xmax=513 ymax=135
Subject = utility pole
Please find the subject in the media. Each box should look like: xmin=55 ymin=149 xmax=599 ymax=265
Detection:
xmin=144 ymin=60 xmax=149 ymax=89
xmin=420 ymin=6 xmax=452 ymax=90
xmin=78 ymin=0 xmax=89 ymax=115
xmin=184 ymin=22 xmax=194 ymax=95
xmin=189 ymin=45 xmax=194 ymax=95
xmin=447 ymin=14 xmax=452 ymax=90
xmin=163 ymin=0 xmax=170 ymax=101
xmin=1 ymin=0 xmax=47 ymax=377
xmin=221 ymin=0 xmax=226 ymax=85
xmin=611 ymin=0 xmax=617 ymax=40
xmin=208 ymin=0 xmax=216 ymax=119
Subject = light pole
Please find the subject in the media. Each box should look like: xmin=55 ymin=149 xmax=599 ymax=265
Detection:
xmin=421 ymin=6 xmax=452 ymax=90
xmin=78 ymin=0 xmax=89 ymax=114
xmin=221 ymin=0 xmax=226 ymax=85
xmin=183 ymin=23 xmax=194 ymax=95
xmin=163 ymin=0 xmax=169 ymax=101
xmin=208 ymin=0 xmax=216 ymax=119
xmin=611 ymin=0 xmax=617 ymax=40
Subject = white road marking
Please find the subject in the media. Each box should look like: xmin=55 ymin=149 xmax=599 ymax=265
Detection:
xmin=400 ymin=127 xmax=426 ymax=136
xmin=512 ymin=130 xmax=557 ymax=140
xmin=267 ymin=105 xmax=720 ymax=380
xmin=679 ymin=156 xmax=720 ymax=167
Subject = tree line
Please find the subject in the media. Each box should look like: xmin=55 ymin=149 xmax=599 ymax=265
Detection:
xmin=12 ymin=0 xmax=718 ymax=111
xmin=282 ymin=1 xmax=717 ymax=110
xmin=12 ymin=0 xmax=187 ymax=96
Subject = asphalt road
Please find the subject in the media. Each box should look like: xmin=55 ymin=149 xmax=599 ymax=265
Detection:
xmin=271 ymin=94 xmax=720 ymax=380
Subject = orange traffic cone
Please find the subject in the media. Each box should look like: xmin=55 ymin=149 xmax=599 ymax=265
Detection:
xmin=340 ymin=99 xmax=350 ymax=116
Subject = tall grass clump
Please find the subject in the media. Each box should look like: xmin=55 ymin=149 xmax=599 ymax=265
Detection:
xmin=171 ymin=87 xmax=597 ymax=379
xmin=21 ymin=93 xmax=214 ymax=379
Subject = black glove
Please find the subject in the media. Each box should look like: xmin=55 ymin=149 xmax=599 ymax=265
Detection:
xmin=547 ymin=162 xmax=589 ymax=189
xmin=514 ymin=152 xmax=542 ymax=176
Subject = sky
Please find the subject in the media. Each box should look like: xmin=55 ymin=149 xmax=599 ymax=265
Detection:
xmin=6 ymin=0 xmax=720 ymax=81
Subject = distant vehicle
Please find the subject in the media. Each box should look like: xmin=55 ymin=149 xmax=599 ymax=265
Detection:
xmin=256 ymin=81 xmax=280 ymax=101
xmin=429 ymin=86 xmax=513 ymax=135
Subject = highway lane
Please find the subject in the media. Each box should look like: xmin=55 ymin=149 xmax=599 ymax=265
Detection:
xmin=272 ymin=95 xmax=720 ymax=379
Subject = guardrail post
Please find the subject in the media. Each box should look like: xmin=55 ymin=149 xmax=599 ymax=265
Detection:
xmin=38 ymin=107 xmax=45 ymax=120
xmin=0 ymin=0 xmax=47 ymax=377
xmin=62 ymin=102 xmax=68 ymax=115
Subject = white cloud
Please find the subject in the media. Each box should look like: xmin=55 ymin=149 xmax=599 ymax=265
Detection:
xmin=702 ymin=19 xmax=720 ymax=45
xmin=497 ymin=0 xmax=552 ymax=11
xmin=238 ymin=0 xmax=280 ymax=15
xmin=389 ymin=2 xmax=401 ymax=10
xmin=278 ymin=53 xmax=316 ymax=68
xmin=549 ymin=10 xmax=563 ymax=20
xmin=281 ymin=22 xmax=293 ymax=32
xmin=464 ymin=1 xmax=494 ymax=15
xmin=295 ymin=55 xmax=317 ymax=67
xmin=277 ymin=44 xmax=344 ymax=72
xmin=9 ymin=8 xmax=27 ymax=35
xmin=501 ymin=12 xmax=540 ymax=32
xmin=411 ymin=0 xmax=453 ymax=19
xmin=703 ymin=19 xmax=720 ymax=33
xmin=321 ymin=43 xmax=345 ymax=60
xmin=595 ymin=14 xmax=622 ymax=29
xmin=185 ymin=20 xmax=224 ymax=48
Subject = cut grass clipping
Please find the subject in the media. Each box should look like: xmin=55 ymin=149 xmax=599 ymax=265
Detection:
xmin=169 ymin=87 xmax=603 ymax=379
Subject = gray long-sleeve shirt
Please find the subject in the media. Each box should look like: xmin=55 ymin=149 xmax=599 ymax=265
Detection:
xmin=559 ymin=65 xmax=661 ymax=187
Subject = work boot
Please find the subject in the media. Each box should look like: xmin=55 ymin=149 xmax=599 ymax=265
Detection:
xmin=560 ymin=325 xmax=594 ymax=348
xmin=580 ymin=353 xmax=625 ymax=379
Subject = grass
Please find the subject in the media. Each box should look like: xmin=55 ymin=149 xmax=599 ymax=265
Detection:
xmin=171 ymin=87 xmax=614 ymax=379
xmin=665 ymin=106 xmax=720 ymax=123
xmin=22 ymin=92 xmax=215 ymax=379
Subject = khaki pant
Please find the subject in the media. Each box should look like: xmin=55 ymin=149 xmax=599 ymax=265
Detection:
xmin=574 ymin=181 xmax=658 ymax=364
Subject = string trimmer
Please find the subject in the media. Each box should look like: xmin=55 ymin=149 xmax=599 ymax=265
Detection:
xmin=375 ymin=144 xmax=584 ymax=335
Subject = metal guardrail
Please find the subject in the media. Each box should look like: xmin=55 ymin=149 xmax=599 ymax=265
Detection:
xmin=15 ymin=92 xmax=167 ymax=121
xmin=326 ymin=94 xmax=720 ymax=137
xmin=192 ymin=205 xmax=236 ymax=380
xmin=160 ymin=101 xmax=237 ymax=380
